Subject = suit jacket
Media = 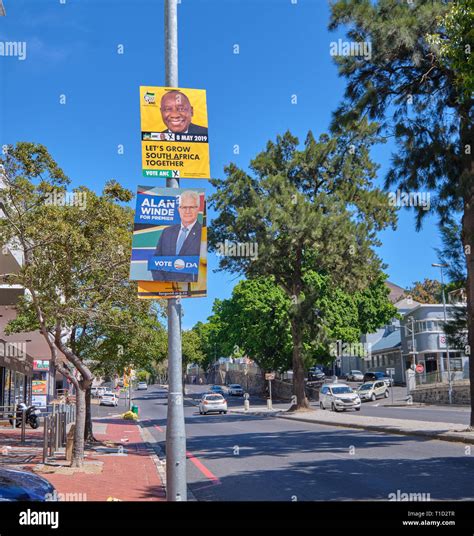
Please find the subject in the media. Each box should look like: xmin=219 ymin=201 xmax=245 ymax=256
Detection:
xmin=162 ymin=123 xmax=208 ymax=136
xmin=152 ymin=221 xmax=202 ymax=282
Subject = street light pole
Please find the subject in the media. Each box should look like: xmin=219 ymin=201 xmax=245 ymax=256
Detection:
xmin=432 ymin=263 xmax=453 ymax=404
xmin=164 ymin=0 xmax=187 ymax=502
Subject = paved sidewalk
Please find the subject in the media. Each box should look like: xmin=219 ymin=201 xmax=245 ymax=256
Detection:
xmin=230 ymin=406 xmax=474 ymax=444
xmin=0 ymin=417 xmax=166 ymax=501
xmin=38 ymin=417 xmax=166 ymax=501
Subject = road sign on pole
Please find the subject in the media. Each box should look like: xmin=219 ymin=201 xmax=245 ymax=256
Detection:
xmin=164 ymin=0 xmax=187 ymax=503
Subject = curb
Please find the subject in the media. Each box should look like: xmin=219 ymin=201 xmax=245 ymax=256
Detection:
xmin=231 ymin=409 xmax=474 ymax=445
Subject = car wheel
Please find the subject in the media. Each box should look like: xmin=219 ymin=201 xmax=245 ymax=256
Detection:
xmin=355 ymin=407 xmax=360 ymax=411
xmin=331 ymin=403 xmax=338 ymax=412
xmin=384 ymin=390 xmax=389 ymax=398
xmin=224 ymin=411 xmax=227 ymax=414
xmin=371 ymin=393 xmax=376 ymax=402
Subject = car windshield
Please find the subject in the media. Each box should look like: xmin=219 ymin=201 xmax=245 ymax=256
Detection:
xmin=205 ymin=395 xmax=223 ymax=401
xmin=359 ymin=383 xmax=372 ymax=391
xmin=230 ymin=385 xmax=241 ymax=388
xmin=352 ymin=371 xmax=362 ymax=374
xmin=331 ymin=386 xmax=353 ymax=394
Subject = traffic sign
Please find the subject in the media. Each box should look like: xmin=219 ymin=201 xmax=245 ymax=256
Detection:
xmin=265 ymin=372 xmax=275 ymax=381
xmin=415 ymin=363 xmax=424 ymax=374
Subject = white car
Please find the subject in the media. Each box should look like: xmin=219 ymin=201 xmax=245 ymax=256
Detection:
xmin=199 ymin=393 xmax=228 ymax=415
xmin=91 ymin=386 xmax=106 ymax=398
xmin=227 ymin=384 xmax=244 ymax=396
xmin=358 ymin=381 xmax=389 ymax=402
xmin=346 ymin=370 xmax=364 ymax=382
xmin=137 ymin=382 xmax=148 ymax=390
xmin=319 ymin=383 xmax=361 ymax=412
xmin=99 ymin=392 xmax=119 ymax=406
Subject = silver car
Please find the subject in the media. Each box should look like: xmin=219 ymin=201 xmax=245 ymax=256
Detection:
xmin=199 ymin=393 xmax=228 ymax=415
xmin=358 ymin=381 xmax=389 ymax=402
xmin=319 ymin=383 xmax=361 ymax=412
xmin=227 ymin=384 xmax=244 ymax=396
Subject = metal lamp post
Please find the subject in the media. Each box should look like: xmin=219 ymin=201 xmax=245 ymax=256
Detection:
xmin=432 ymin=263 xmax=453 ymax=405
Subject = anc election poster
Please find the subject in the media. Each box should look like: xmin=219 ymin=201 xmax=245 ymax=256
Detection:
xmin=140 ymin=86 xmax=210 ymax=179
xmin=130 ymin=186 xmax=207 ymax=292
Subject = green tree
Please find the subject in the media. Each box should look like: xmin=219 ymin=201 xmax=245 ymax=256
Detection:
xmin=329 ymin=0 xmax=474 ymax=425
xmin=0 ymin=142 xmax=162 ymax=465
xmin=209 ymin=131 xmax=396 ymax=409
xmin=405 ymin=279 xmax=443 ymax=304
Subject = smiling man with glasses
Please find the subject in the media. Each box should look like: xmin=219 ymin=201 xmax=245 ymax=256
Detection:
xmin=152 ymin=190 xmax=202 ymax=282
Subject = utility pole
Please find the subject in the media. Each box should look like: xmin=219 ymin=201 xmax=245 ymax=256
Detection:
xmin=0 ymin=1 xmax=5 ymax=17
xmin=164 ymin=0 xmax=187 ymax=502
xmin=432 ymin=263 xmax=453 ymax=404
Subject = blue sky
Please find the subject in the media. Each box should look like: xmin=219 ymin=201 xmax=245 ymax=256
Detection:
xmin=0 ymin=0 xmax=445 ymax=329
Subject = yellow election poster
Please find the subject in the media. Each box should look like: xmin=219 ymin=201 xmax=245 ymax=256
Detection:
xmin=140 ymin=86 xmax=210 ymax=180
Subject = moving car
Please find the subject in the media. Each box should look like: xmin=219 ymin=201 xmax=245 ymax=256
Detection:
xmin=363 ymin=371 xmax=394 ymax=387
xmin=137 ymin=381 xmax=148 ymax=390
xmin=199 ymin=393 xmax=228 ymax=415
xmin=319 ymin=383 xmax=361 ymax=412
xmin=227 ymin=384 xmax=244 ymax=396
xmin=345 ymin=370 xmax=364 ymax=382
xmin=99 ymin=392 xmax=119 ymax=406
xmin=0 ymin=468 xmax=57 ymax=501
xmin=357 ymin=380 xmax=389 ymax=402
xmin=308 ymin=367 xmax=325 ymax=381
xmin=209 ymin=385 xmax=226 ymax=396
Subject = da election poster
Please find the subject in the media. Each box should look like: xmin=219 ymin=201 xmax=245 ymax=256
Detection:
xmin=130 ymin=186 xmax=207 ymax=288
xmin=140 ymin=86 xmax=210 ymax=180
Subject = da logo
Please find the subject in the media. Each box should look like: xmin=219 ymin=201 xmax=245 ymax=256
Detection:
xmin=144 ymin=92 xmax=156 ymax=104
xmin=174 ymin=259 xmax=185 ymax=270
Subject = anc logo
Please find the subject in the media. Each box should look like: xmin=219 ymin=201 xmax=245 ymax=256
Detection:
xmin=143 ymin=91 xmax=156 ymax=105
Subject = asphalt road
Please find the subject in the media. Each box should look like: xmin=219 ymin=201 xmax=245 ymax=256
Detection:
xmin=134 ymin=384 xmax=474 ymax=501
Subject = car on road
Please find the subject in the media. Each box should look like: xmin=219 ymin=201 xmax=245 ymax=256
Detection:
xmin=319 ymin=383 xmax=361 ymax=412
xmin=137 ymin=381 xmax=148 ymax=390
xmin=363 ymin=371 xmax=394 ymax=387
xmin=0 ymin=467 xmax=58 ymax=501
xmin=308 ymin=367 xmax=325 ymax=381
xmin=227 ymin=384 xmax=244 ymax=396
xmin=199 ymin=393 xmax=228 ymax=415
xmin=99 ymin=392 xmax=119 ymax=406
xmin=357 ymin=380 xmax=389 ymax=402
xmin=345 ymin=370 xmax=364 ymax=382
xmin=91 ymin=386 xmax=106 ymax=398
xmin=209 ymin=385 xmax=226 ymax=396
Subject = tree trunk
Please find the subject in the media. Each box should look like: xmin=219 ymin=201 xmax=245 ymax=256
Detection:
xmin=289 ymin=318 xmax=309 ymax=410
xmin=462 ymin=193 xmax=474 ymax=428
xmin=71 ymin=386 xmax=86 ymax=468
xmin=84 ymin=386 xmax=97 ymax=442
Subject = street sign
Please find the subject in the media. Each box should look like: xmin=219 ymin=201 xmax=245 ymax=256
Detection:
xmin=265 ymin=372 xmax=275 ymax=381
xmin=386 ymin=368 xmax=395 ymax=375
xmin=415 ymin=363 xmax=424 ymax=374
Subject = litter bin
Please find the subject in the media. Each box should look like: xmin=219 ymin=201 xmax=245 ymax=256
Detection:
xmin=131 ymin=405 xmax=139 ymax=416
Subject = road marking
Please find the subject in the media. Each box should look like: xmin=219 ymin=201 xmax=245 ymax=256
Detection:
xmin=186 ymin=451 xmax=220 ymax=485
xmin=155 ymin=425 xmax=164 ymax=432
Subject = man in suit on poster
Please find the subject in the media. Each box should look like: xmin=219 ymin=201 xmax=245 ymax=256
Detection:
xmin=152 ymin=190 xmax=202 ymax=283
xmin=160 ymin=90 xmax=208 ymax=136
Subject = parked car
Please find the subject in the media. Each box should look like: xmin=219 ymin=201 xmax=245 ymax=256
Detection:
xmin=345 ymin=370 xmax=364 ymax=382
xmin=137 ymin=381 xmax=148 ymax=390
xmin=357 ymin=380 xmax=389 ymax=402
xmin=308 ymin=367 xmax=325 ymax=381
xmin=199 ymin=393 xmax=228 ymax=415
xmin=227 ymin=384 xmax=244 ymax=396
xmin=99 ymin=392 xmax=119 ymax=406
xmin=0 ymin=467 xmax=57 ymax=501
xmin=319 ymin=383 xmax=361 ymax=412
xmin=209 ymin=385 xmax=226 ymax=396
xmin=91 ymin=386 xmax=106 ymax=398
xmin=363 ymin=371 xmax=394 ymax=387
